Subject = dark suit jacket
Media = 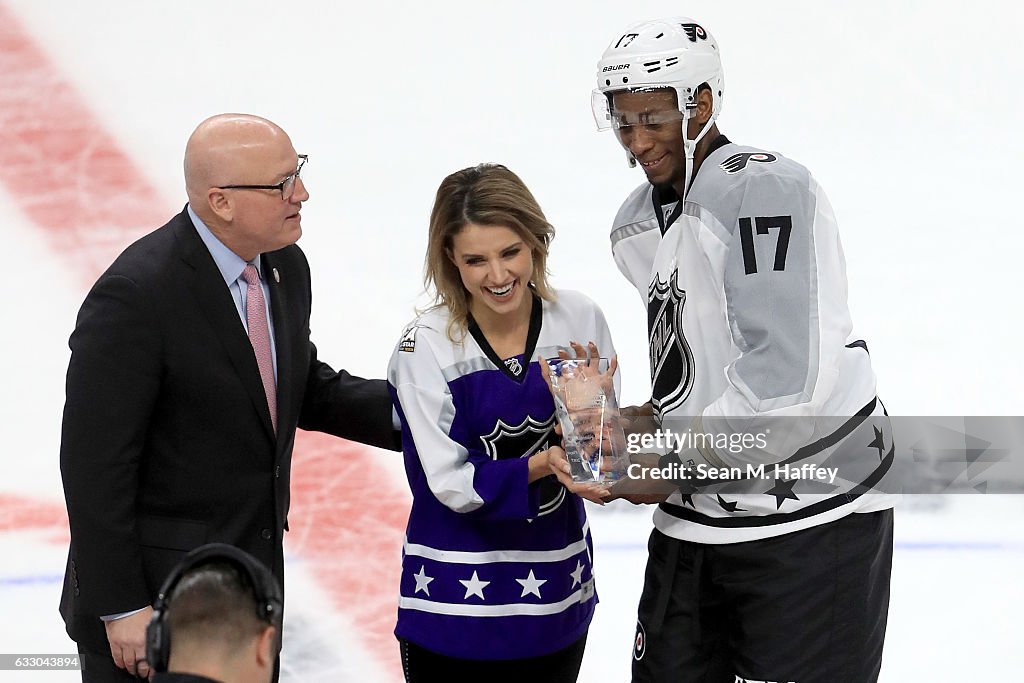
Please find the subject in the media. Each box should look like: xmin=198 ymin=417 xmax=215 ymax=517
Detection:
xmin=59 ymin=207 xmax=398 ymax=652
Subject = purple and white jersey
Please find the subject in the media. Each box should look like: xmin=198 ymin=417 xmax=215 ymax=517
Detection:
xmin=387 ymin=289 xmax=617 ymax=660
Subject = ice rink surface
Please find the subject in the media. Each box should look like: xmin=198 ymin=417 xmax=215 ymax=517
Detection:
xmin=1 ymin=0 xmax=1022 ymax=680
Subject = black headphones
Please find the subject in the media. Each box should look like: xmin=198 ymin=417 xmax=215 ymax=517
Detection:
xmin=146 ymin=543 xmax=283 ymax=673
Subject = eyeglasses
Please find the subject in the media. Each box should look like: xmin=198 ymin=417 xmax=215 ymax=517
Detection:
xmin=219 ymin=155 xmax=308 ymax=201
xmin=591 ymin=88 xmax=688 ymax=132
xmin=609 ymin=109 xmax=686 ymax=132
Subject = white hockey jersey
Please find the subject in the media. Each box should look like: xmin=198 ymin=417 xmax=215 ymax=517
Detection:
xmin=611 ymin=138 xmax=896 ymax=543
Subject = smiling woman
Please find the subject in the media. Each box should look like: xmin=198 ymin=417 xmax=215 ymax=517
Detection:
xmin=448 ymin=224 xmax=534 ymax=354
xmin=424 ymin=164 xmax=555 ymax=344
xmin=385 ymin=163 xmax=620 ymax=681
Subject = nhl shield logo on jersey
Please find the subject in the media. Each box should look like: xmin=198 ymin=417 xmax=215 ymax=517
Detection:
xmin=720 ymin=152 xmax=778 ymax=175
xmin=480 ymin=415 xmax=564 ymax=515
xmin=479 ymin=415 xmax=555 ymax=461
xmin=648 ymin=273 xmax=695 ymax=418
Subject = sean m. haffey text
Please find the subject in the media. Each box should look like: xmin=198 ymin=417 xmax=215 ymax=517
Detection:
xmin=624 ymin=427 xmax=840 ymax=484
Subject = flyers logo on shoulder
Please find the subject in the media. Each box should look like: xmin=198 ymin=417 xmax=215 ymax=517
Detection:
xmin=648 ymin=272 xmax=694 ymax=419
xmin=720 ymin=152 xmax=778 ymax=175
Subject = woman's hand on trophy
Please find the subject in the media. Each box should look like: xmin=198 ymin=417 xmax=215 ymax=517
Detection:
xmin=542 ymin=445 xmax=610 ymax=504
xmin=569 ymin=341 xmax=618 ymax=391
xmin=539 ymin=341 xmax=618 ymax=391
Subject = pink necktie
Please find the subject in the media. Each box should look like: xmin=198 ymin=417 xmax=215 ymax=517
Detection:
xmin=242 ymin=264 xmax=277 ymax=434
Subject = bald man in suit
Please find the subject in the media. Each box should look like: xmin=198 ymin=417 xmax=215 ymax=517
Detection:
xmin=59 ymin=114 xmax=398 ymax=681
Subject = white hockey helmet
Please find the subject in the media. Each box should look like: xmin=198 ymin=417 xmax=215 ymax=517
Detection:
xmin=593 ymin=17 xmax=724 ymax=129
xmin=593 ymin=17 xmax=724 ymax=195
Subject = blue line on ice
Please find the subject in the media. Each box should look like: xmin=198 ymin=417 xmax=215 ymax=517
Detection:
xmin=0 ymin=574 xmax=63 ymax=587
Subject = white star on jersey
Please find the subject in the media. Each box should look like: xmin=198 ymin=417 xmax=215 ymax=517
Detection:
xmin=569 ymin=560 xmax=585 ymax=588
xmin=459 ymin=570 xmax=490 ymax=600
xmin=516 ymin=569 xmax=547 ymax=598
xmin=413 ymin=566 xmax=434 ymax=596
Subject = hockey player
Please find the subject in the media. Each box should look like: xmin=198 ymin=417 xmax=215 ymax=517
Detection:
xmin=591 ymin=17 xmax=896 ymax=682
xmin=387 ymin=164 xmax=617 ymax=680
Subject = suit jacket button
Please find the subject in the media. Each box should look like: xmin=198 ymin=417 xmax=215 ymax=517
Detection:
xmin=274 ymin=466 xmax=280 ymax=479
xmin=260 ymin=528 xmax=272 ymax=540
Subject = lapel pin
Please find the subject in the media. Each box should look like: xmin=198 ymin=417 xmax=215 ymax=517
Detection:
xmin=273 ymin=268 xmax=280 ymax=283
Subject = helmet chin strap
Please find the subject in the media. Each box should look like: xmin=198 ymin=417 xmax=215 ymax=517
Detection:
xmin=623 ymin=109 xmax=718 ymax=197
xmin=681 ymin=110 xmax=717 ymax=200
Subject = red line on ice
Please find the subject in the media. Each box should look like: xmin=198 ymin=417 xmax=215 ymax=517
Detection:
xmin=0 ymin=4 xmax=168 ymax=284
xmin=0 ymin=494 xmax=68 ymax=544
xmin=0 ymin=5 xmax=407 ymax=677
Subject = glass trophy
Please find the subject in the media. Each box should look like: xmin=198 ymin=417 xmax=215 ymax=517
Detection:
xmin=546 ymin=358 xmax=628 ymax=484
